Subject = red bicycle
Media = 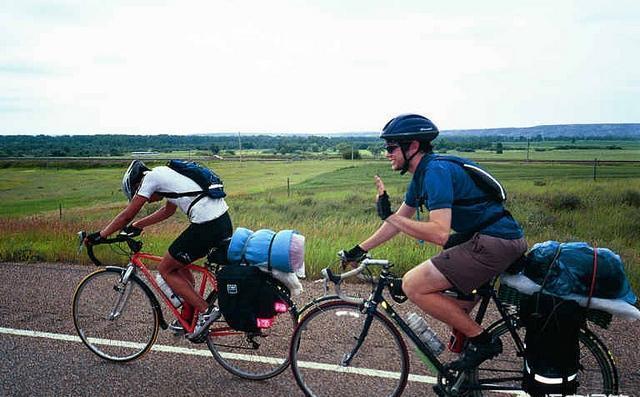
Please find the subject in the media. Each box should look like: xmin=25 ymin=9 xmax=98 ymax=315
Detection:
xmin=72 ymin=231 xmax=298 ymax=380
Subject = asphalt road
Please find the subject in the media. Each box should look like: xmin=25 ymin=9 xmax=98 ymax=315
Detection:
xmin=1 ymin=262 xmax=639 ymax=396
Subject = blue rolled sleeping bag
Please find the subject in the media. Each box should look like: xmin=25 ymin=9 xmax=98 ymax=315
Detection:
xmin=227 ymin=228 xmax=304 ymax=273
xmin=227 ymin=227 xmax=253 ymax=265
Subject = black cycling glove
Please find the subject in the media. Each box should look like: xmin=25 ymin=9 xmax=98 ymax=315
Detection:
xmin=339 ymin=244 xmax=368 ymax=263
xmin=376 ymin=191 xmax=393 ymax=220
xmin=86 ymin=231 xmax=105 ymax=245
xmin=121 ymin=224 xmax=142 ymax=237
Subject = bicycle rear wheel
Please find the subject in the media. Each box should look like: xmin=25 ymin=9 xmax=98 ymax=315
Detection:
xmin=468 ymin=320 xmax=618 ymax=395
xmin=206 ymin=291 xmax=297 ymax=380
xmin=290 ymin=300 xmax=410 ymax=397
xmin=72 ymin=267 xmax=159 ymax=362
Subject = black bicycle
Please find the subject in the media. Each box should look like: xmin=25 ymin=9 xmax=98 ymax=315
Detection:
xmin=289 ymin=257 xmax=618 ymax=396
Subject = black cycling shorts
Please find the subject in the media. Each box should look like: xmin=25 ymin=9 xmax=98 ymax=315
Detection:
xmin=168 ymin=211 xmax=232 ymax=264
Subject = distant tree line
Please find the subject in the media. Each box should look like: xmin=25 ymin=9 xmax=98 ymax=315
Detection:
xmin=0 ymin=134 xmax=379 ymax=158
xmin=0 ymin=133 xmax=633 ymax=158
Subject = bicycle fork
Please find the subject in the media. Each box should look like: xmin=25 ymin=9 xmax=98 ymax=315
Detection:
xmin=341 ymin=303 xmax=376 ymax=367
xmin=107 ymin=265 xmax=135 ymax=321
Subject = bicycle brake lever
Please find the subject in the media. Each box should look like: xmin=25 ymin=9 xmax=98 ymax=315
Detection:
xmin=77 ymin=231 xmax=86 ymax=254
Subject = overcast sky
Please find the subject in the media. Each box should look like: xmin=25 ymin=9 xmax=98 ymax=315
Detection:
xmin=1 ymin=0 xmax=638 ymax=135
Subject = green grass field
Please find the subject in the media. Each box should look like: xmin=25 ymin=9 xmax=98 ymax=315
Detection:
xmin=1 ymin=157 xmax=639 ymax=292
xmin=440 ymin=139 xmax=640 ymax=161
xmin=0 ymin=160 xmax=349 ymax=217
xmin=448 ymin=149 xmax=640 ymax=161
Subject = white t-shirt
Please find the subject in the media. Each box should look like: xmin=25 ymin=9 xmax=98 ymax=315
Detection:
xmin=136 ymin=166 xmax=229 ymax=224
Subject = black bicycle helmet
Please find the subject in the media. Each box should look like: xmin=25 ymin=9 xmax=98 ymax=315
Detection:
xmin=380 ymin=114 xmax=439 ymax=143
xmin=380 ymin=114 xmax=439 ymax=174
xmin=122 ymin=160 xmax=150 ymax=201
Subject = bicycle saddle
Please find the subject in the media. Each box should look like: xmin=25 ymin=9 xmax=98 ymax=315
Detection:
xmin=443 ymin=280 xmax=494 ymax=301
xmin=206 ymin=237 xmax=232 ymax=266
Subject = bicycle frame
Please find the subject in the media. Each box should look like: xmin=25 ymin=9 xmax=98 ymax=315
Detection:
xmin=123 ymin=252 xmax=218 ymax=334
xmin=336 ymin=270 xmax=527 ymax=393
xmin=81 ymin=231 xmax=299 ymax=344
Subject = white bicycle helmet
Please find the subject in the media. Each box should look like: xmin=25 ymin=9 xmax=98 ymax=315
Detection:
xmin=121 ymin=160 xmax=150 ymax=201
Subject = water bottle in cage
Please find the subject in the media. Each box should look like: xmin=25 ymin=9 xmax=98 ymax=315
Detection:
xmin=155 ymin=274 xmax=183 ymax=308
xmin=406 ymin=312 xmax=445 ymax=356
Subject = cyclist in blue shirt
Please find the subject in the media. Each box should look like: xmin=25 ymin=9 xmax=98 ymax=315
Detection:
xmin=342 ymin=114 xmax=527 ymax=370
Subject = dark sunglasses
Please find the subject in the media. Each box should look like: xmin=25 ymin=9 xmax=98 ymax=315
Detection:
xmin=384 ymin=144 xmax=401 ymax=153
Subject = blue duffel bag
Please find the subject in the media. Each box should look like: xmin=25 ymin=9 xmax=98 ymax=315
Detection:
xmin=524 ymin=240 xmax=637 ymax=304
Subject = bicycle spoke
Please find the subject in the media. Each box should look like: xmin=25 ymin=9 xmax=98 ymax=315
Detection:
xmin=73 ymin=268 xmax=158 ymax=362
xmin=290 ymin=301 xmax=409 ymax=397
xmin=108 ymin=282 xmax=133 ymax=320
xmin=467 ymin=320 xmax=618 ymax=396
xmin=206 ymin=306 xmax=296 ymax=380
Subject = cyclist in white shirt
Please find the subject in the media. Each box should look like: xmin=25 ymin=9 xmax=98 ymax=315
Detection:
xmin=86 ymin=160 xmax=232 ymax=340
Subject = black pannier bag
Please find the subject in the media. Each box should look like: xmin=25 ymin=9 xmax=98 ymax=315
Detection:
xmin=520 ymin=292 xmax=586 ymax=396
xmin=216 ymin=264 xmax=283 ymax=332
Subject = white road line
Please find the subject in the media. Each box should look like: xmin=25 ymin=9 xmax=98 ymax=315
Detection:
xmin=295 ymin=360 xmax=437 ymax=384
xmin=0 ymin=326 xmax=436 ymax=383
xmin=0 ymin=326 xmax=526 ymax=395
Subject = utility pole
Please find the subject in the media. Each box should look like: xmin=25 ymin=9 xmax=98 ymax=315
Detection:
xmin=526 ymin=137 xmax=530 ymax=162
xmin=238 ymin=132 xmax=242 ymax=164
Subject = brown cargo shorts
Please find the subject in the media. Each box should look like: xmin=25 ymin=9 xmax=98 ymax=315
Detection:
xmin=431 ymin=233 xmax=527 ymax=294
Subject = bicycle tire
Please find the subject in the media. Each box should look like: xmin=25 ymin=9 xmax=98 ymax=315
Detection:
xmin=289 ymin=300 xmax=410 ymax=397
xmin=466 ymin=319 xmax=618 ymax=396
xmin=206 ymin=286 xmax=298 ymax=380
xmin=72 ymin=267 xmax=159 ymax=362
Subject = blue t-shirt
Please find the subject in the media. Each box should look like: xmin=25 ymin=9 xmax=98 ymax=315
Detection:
xmin=404 ymin=154 xmax=524 ymax=239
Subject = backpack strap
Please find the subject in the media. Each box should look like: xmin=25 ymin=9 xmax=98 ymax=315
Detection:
xmin=266 ymin=233 xmax=278 ymax=272
xmin=157 ymin=182 xmax=224 ymax=200
xmin=472 ymin=209 xmax=510 ymax=233
xmin=239 ymin=235 xmax=251 ymax=265
xmin=443 ymin=210 xmax=511 ymax=249
xmin=451 ymin=195 xmax=495 ymax=206
xmin=156 ymin=190 xmax=203 ymax=198
xmin=156 ymin=191 xmax=208 ymax=219
xmin=586 ymin=244 xmax=598 ymax=310
xmin=539 ymin=245 xmax=563 ymax=292
xmin=186 ymin=193 xmax=208 ymax=218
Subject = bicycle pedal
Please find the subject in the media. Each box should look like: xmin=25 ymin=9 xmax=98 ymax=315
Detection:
xmin=168 ymin=321 xmax=186 ymax=336
xmin=188 ymin=333 xmax=208 ymax=344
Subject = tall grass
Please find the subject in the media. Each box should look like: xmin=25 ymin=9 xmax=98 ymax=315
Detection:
xmin=0 ymin=160 xmax=638 ymax=291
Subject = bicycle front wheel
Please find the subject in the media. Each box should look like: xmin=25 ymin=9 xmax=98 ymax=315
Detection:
xmin=72 ymin=268 xmax=159 ymax=362
xmin=206 ymin=293 xmax=298 ymax=380
xmin=468 ymin=320 xmax=618 ymax=395
xmin=290 ymin=300 xmax=410 ymax=397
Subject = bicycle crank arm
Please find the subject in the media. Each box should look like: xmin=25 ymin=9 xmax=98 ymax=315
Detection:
xmin=450 ymin=371 xmax=467 ymax=394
